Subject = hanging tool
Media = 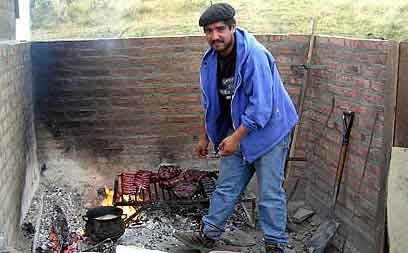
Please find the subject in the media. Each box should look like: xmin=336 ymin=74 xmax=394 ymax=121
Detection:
xmin=307 ymin=111 xmax=355 ymax=253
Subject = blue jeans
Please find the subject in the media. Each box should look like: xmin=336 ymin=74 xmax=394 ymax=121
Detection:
xmin=202 ymin=134 xmax=290 ymax=247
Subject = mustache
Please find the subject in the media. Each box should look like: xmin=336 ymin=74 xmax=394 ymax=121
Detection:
xmin=212 ymin=40 xmax=224 ymax=44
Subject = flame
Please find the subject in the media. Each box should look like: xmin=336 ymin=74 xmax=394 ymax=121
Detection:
xmin=77 ymin=228 xmax=85 ymax=236
xmin=100 ymin=186 xmax=114 ymax=206
xmin=48 ymin=230 xmax=61 ymax=253
xmin=100 ymin=186 xmax=142 ymax=221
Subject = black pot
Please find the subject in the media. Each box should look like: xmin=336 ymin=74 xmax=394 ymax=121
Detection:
xmin=83 ymin=206 xmax=126 ymax=242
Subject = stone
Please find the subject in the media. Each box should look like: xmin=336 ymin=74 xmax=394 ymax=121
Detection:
xmin=221 ymin=228 xmax=256 ymax=247
xmin=292 ymin=207 xmax=315 ymax=224
xmin=287 ymin=201 xmax=306 ymax=216
xmin=286 ymin=220 xmax=299 ymax=233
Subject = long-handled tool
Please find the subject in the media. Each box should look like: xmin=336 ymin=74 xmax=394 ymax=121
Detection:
xmin=307 ymin=111 xmax=355 ymax=253
xmin=284 ymin=19 xmax=318 ymax=234
xmin=284 ymin=18 xmax=318 ymax=191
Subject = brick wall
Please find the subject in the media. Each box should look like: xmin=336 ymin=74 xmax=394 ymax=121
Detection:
xmin=301 ymin=37 xmax=397 ymax=252
xmin=0 ymin=42 xmax=39 ymax=248
xmin=0 ymin=0 xmax=16 ymax=41
xmin=32 ymin=35 xmax=397 ymax=252
xmin=31 ymin=36 xmax=307 ymax=170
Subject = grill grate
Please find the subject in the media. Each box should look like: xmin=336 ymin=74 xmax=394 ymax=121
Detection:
xmin=113 ymin=171 xmax=217 ymax=205
xmin=112 ymin=168 xmax=256 ymax=226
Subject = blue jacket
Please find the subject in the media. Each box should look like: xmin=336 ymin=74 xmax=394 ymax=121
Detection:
xmin=200 ymin=27 xmax=298 ymax=163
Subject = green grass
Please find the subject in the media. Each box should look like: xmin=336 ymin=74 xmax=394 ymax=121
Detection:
xmin=31 ymin=0 xmax=408 ymax=41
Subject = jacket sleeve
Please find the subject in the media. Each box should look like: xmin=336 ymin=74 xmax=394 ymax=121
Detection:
xmin=241 ymin=50 xmax=277 ymax=131
xmin=199 ymin=69 xmax=208 ymax=110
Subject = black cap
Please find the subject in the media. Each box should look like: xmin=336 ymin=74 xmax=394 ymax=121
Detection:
xmin=199 ymin=3 xmax=235 ymax=27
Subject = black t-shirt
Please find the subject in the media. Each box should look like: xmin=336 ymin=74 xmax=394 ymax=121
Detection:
xmin=217 ymin=42 xmax=236 ymax=130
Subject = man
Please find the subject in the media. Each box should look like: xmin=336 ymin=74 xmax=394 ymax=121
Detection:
xmin=176 ymin=3 xmax=298 ymax=253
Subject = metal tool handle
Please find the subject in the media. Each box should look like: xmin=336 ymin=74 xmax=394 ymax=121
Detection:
xmin=330 ymin=111 xmax=355 ymax=216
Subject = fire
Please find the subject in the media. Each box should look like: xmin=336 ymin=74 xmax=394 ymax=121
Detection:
xmin=100 ymin=187 xmax=141 ymax=221
xmin=77 ymin=228 xmax=85 ymax=236
xmin=48 ymin=230 xmax=61 ymax=253
xmin=100 ymin=186 xmax=114 ymax=206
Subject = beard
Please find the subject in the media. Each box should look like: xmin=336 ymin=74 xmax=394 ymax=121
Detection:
xmin=211 ymin=37 xmax=234 ymax=54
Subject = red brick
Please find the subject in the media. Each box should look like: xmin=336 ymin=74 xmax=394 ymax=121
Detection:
xmin=328 ymin=37 xmax=346 ymax=47
xmin=168 ymin=94 xmax=200 ymax=103
xmin=364 ymin=65 xmax=387 ymax=80
xmin=369 ymin=80 xmax=385 ymax=93
xmin=361 ymin=93 xmax=384 ymax=105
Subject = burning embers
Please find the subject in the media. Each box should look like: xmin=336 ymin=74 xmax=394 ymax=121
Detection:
xmin=36 ymin=206 xmax=83 ymax=253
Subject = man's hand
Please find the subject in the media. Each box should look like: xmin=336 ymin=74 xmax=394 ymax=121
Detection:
xmin=218 ymin=134 xmax=240 ymax=156
xmin=218 ymin=125 xmax=249 ymax=156
xmin=196 ymin=134 xmax=209 ymax=157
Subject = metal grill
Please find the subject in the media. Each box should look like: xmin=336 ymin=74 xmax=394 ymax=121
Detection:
xmin=113 ymin=171 xmax=215 ymax=206
xmin=112 ymin=169 xmax=257 ymax=226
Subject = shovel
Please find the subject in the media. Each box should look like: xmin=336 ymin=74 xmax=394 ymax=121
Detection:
xmin=307 ymin=111 xmax=355 ymax=253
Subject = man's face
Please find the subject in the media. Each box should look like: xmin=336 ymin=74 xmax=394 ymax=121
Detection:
xmin=204 ymin=21 xmax=235 ymax=54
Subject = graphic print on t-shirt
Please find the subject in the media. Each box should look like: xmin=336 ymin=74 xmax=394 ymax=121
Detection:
xmin=219 ymin=76 xmax=235 ymax=100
